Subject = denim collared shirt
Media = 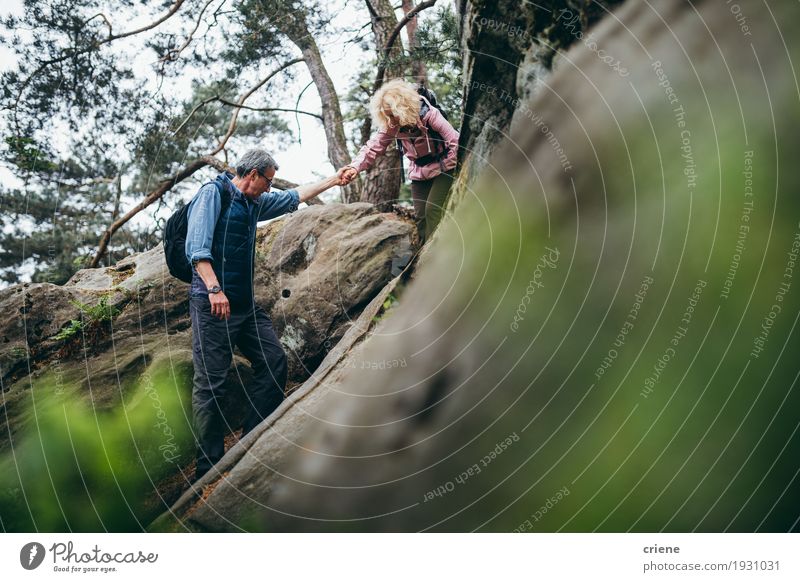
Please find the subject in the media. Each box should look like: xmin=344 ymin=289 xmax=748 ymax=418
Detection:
xmin=185 ymin=171 xmax=300 ymax=296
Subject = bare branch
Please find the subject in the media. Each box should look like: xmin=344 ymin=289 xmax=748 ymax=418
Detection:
xmin=82 ymin=13 xmax=114 ymax=36
xmin=96 ymin=0 xmax=187 ymax=43
xmin=200 ymin=154 xmax=230 ymax=174
xmin=372 ymin=0 xmax=437 ymax=94
xmin=214 ymin=101 xmax=323 ymax=121
xmin=172 ymin=95 xmax=220 ymax=135
xmin=294 ymin=80 xmax=316 ymax=142
xmin=171 ymin=58 xmax=304 ymax=136
xmin=90 ymin=155 xmax=208 ymax=267
xmin=35 ymin=0 xmax=188 ymax=66
xmin=158 ymin=0 xmax=220 ymax=68
xmin=210 ymin=57 xmax=305 ymax=155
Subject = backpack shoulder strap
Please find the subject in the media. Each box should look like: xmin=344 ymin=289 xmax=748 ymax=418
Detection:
xmin=419 ymin=97 xmax=430 ymax=119
xmin=216 ymin=181 xmax=232 ymax=214
xmin=197 ymin=178 xmax=233 ymax=220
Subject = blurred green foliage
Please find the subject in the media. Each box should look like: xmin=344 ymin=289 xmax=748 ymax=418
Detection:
xmin=0 ymin=359 xmax=194 ymax=531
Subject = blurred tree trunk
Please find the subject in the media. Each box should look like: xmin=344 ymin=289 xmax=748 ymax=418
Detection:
xmin=152 ymin=0 xmax=800 ymax=534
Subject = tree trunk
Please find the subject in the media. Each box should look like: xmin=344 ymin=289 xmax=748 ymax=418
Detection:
xmin=358 ymin=0 xmax=403 ymax=207
xmin=451 ymin=0 xmax=623 ymax=210
xmin=277 ymin=9 xmax=359 ymax=202
xmin=402 ymin=0 xmax=427 ymax=84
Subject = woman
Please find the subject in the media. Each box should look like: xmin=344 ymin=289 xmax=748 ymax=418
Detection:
xmin=341 ymin=79 xmax=459 ymax=242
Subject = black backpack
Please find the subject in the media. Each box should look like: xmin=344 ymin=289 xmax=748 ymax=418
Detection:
xmin=417 ymin=85 xmax=449 ymax=121
xmin=163 ymin=181 xmax=231 ymax=283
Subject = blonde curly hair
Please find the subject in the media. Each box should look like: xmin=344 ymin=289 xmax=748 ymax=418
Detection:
xmin=370 ymin=79 xmax=421 ymax=130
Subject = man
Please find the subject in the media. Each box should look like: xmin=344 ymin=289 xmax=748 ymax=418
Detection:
xmin=185 ymin=148 xmax=344 ymax=481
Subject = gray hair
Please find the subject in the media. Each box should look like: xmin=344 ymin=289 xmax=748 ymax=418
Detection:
xmin=234 ymin=149 xmax=279 ymax=177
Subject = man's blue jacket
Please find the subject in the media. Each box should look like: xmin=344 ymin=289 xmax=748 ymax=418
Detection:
xmin=184 ymin=171 xmax=300 ymax=307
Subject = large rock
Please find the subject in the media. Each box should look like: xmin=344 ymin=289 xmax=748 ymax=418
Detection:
xmin=0 ymin=203 xmax=414 ymax=459
xmin=149 ymin=273 xmax=404 ymax=532
xmin=252 ymin=202 xmax=414 ymax=381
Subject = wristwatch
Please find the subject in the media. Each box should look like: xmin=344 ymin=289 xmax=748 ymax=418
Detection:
xmin=208 ymin=285 xmax=222 ymax=294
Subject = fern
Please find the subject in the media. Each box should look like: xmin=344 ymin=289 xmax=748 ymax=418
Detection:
xmin=53 ymin=295 xmax=120 ymax=341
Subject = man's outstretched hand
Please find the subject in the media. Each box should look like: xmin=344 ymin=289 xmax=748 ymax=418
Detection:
xmin=295 ymin=168 xmax=357 ymax=202
xmin=337 ymin=167 xmax=358 ymax=185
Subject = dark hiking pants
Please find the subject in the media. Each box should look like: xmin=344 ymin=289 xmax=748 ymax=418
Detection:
xmin=190 ymin=296 xmax=287 ymax=480
xmin=410 ymin=171 xmax=455 ymax=243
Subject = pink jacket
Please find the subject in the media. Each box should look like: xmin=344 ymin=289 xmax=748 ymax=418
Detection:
xmin=348 ymin=96 xmax=459 ymax=181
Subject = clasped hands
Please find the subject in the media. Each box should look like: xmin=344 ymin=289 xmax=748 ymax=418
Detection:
xmin=336 ymin=166 xmax=358 ymax=186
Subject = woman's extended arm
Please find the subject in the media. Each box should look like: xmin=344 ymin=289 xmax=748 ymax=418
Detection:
xmin=347 ymin=128 xmax=396 ymax=174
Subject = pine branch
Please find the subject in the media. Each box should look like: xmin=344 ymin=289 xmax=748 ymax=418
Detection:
xmin=372 ymin=0 xmax=437 ymax=94
xmin=157 ymin=0 xmax=220 ymax=71
xmin=11 ymin=0 xmax=188 ymax=132
xmin=90 ymin=154 xmax=214 ymax=267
